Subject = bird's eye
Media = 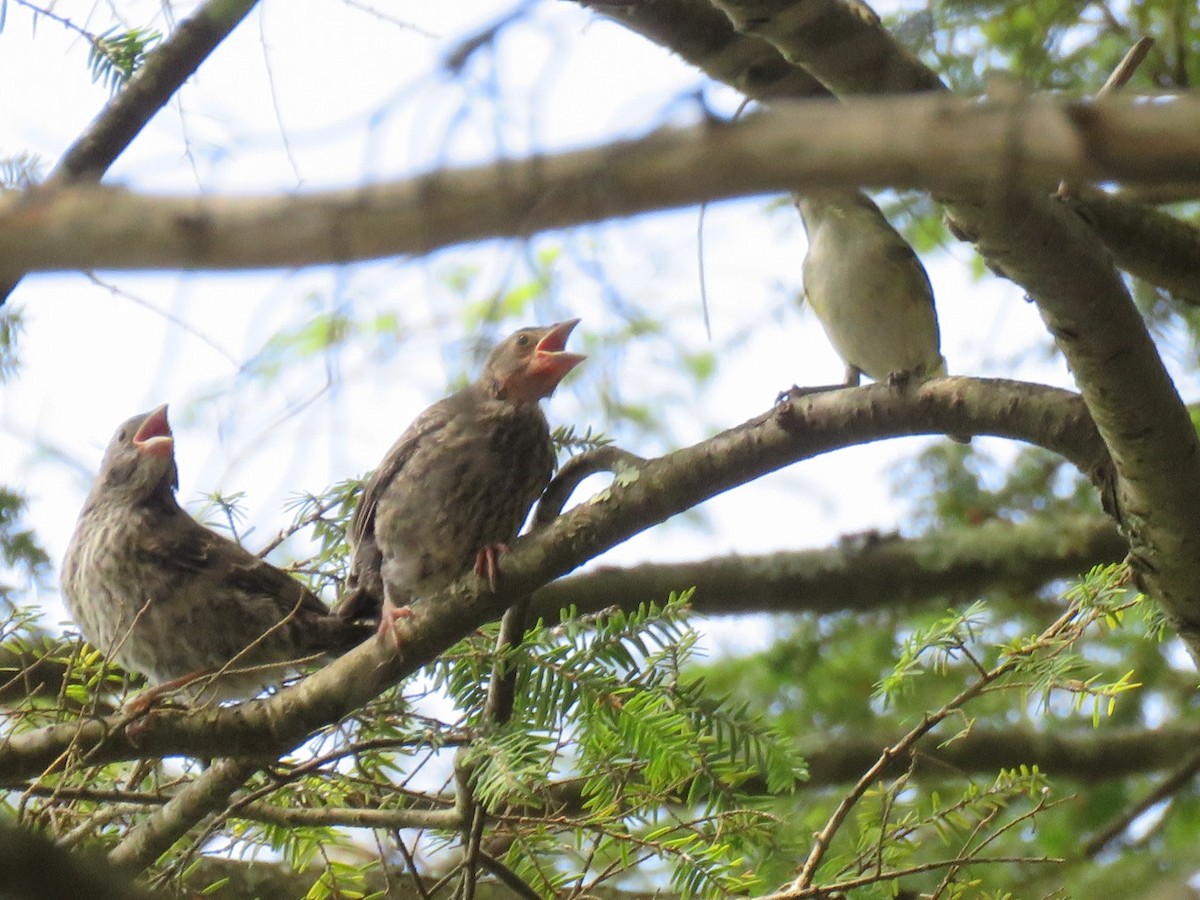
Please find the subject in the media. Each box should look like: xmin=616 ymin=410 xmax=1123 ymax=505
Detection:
xmin=118 ymin=428 xmax=130 ymax=442
xmin=516 ymin=334 xmax=531 ymax=347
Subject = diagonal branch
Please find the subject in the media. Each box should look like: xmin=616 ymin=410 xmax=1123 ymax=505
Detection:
xmin=0 ymin=377 xmax=1108 ymax=784
xmin=0 ymin=0 xmax=260 ymax=303
xmin=106 ymin=757 xmax=261 ymax=874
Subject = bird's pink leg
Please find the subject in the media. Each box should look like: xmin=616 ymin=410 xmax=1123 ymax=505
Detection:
xmin=474 ymin=543 xmax=510 ymax=589
xmin=378 ymin=597 xmax=414 ymax=649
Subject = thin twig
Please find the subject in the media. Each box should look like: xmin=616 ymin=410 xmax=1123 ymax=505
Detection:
xmin=395 ymin=837 xmax=433 ymax=900
xmin=791 ymin=605 xmax=1089 ymax=890
xmin=767 ymin=854 xmax=1064 ymax=899
xmin=1100 ymin=37 xmax=1156 ymax=94
xmin=1082 ymin=747 xmax=1200 ymax=858
xmin=1057 ymin=36 xmax=1154 ymax=198
xmin=932 ymin=793 xmax=1066 ymax=897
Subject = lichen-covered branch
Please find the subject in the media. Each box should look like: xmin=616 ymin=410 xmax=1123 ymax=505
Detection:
xmin=531 ymin=515 xmax=1126 ymax=620
xmin=2 ymin=94 xmax=1200 ymax=274
xmin=106 ymin=757 xmax=260 ymax=873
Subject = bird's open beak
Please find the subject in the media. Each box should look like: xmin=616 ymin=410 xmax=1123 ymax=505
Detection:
xmin=133 ymin=404 xmax=174 ymax=458
xmin=530 ymin=318 xmax=586 ymax=386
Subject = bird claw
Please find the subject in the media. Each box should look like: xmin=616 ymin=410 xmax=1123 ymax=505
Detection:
xmin=378 ymin=599 xmax=415 ymax=650
xmin=776 ymin=383 xmax=846 ymax=406
xmin=123 ymin=669 xmax=210 ymax=722
xmin=473 ymin=543 xmax=509 ymax=590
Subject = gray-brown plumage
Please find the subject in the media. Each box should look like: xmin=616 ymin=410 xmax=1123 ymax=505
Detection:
xmin=336 ymin=320 xmax=585 ymax=636
xmin=796 ymin=192 xmax=946 ymax=385
xmin=61 ymin=405 xmax=370 ymax=703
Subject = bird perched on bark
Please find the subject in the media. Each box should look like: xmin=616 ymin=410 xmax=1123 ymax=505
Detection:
xmin=795 ymin=191 xmax=947 ymax=385
xmin=61 ymin=405 xmax=370 ymax=704
xmin=336 ymin=320 xmax=586 ymax=640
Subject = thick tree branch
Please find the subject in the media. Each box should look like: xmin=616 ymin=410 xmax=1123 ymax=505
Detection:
xmin=531 ymin=515 xmax=1126 ymax=620
xmin=802 ymin=723 xmax=1200 ymax=786
xmin=0 ymin=820 xmax=158 ymax=900
xmin=2 ymin=94 xmax=1200 ymax=274
xmin=106 ymin=757 xmax=260 ymax=873
xmin=585 ymin=0 xmax=1200 ymax=303
xmin=1065 ymin=186 xmax=1200 ymax=304
xmin=275 ymin=722 xmax=1200 ymax=823
xmin=0 ymin=378 xmax=1108 ymax=783
xmin=0 ymin=0 xmax=259 ymax=304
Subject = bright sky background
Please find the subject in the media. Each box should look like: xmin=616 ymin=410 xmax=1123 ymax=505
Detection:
xmin=0 ymin=0 xmax=1160 ymax=656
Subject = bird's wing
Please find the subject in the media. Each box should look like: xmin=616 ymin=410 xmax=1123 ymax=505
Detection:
xmin=886 ymin=241 xmax=936 ymax=307
xmin=349 ymin=392 xmax=464 ymax=547
xmin=141 ymin=516 xmax=330 ymax=618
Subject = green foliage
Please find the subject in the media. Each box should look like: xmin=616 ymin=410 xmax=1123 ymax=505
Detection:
xmin=927 ymin=0 xmax=1187 ymax=91
xmin=280 ymin=479 xmax=363 ymax=593
xmin=892 ymin=441 xmax=1100 ymax=532
xmin=242 ymin=304 xmax=360 ymax=384
xmin=196 ymin=490 xmax=250 ymax=541
xmin=0 ymin=489 xmax=50 ymax=603
xmin=0 ymin=309 xmax=23 ymax=382
xmin=551 ymin=423 xmax=613 ymax=456
xmin=88 ymin=26 xmax=160 ymax=95
xmin=459 ymin=246 xmax=561 ymax=332
xmin=425 ymin=595 xmax=806 ymax=897
xmin=703 ymin=562 xmax=1167 ymax=895
xmin=0 ymin=588 xmax=805 ymax=898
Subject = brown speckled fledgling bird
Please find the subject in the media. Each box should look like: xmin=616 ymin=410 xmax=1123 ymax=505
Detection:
xmin=61 ymin=406 xmax=371 ymax=703
xmin=336 ymin=320 xmax=585 ymax=638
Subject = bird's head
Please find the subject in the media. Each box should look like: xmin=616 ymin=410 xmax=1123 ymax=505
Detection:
xmin=97 ymin=405 xmax=179 ymax=502
xmin=484 ymin=319 xmax=586 ymax=403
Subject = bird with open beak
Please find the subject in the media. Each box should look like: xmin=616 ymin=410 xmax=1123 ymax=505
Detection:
xmin=336 ymin=320 xmax=586 ymax=640
xmin=61 ymin=405 xmax=371 ymax=704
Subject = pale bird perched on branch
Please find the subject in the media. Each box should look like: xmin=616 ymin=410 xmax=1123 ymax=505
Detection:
xmin=335 ymin=320 xmax=586 ymax=644
xmin=61 ymin=405 xmax=371 ymax=704
xmin=795 ymin=191 xmax=947 ymax=386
